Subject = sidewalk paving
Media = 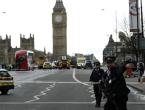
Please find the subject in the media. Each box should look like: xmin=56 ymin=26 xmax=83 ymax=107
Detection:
xmin=125 ymin=77 xmax=145 ymax=94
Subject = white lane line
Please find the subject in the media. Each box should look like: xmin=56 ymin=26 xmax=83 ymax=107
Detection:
xmin=18 ymin=85 xmax=21 ymax=87
xmin=0 ymin=102 xmax=145 ymax=105
xmin=25 ymin=83 xmax=56 ymax=103
xmin=72 ymin=68 xmax=91 ymax=86
xmin=72 ymin=68 xmax=95 ymax=103
xmin=128 ymin=86 xmax=145 ymax=100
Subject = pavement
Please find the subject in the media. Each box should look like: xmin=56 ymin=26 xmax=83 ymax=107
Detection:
xmin=125 ymin=76 xmax=145 ymax=94
xmin=101 ymin=66 xmax=145 ymax=94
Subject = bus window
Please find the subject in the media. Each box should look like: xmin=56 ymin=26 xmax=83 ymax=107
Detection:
xmin=28 ymin=53 xmax=33 ymax=56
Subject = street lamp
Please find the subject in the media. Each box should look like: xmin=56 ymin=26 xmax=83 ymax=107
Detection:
xmin=140 ymin=0 xmax=144 ymax=38
xmin=136 ymin=0 xmax=141 ymax=82
xmin=102 ymin=9 xmax=118 ymax=57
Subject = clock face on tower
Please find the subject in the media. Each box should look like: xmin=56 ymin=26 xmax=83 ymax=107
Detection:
xmin=55 ymin=15 xmax=62 ymax=22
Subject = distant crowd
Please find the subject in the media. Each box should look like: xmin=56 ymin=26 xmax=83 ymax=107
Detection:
xmin=0 ymin=64 xmax=16 ymax=71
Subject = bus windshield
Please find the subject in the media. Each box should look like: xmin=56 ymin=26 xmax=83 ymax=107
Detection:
xmin=38 ymin=57 xmax=44 ymax=60
xmin=78 ymin=60 xmax=85 ymax=63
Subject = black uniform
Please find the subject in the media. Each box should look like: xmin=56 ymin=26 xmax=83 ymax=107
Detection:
xmin=140 ymin=62 xmax=144 ymax=76
xmin=90 ymin=68 xmax=104 ymax=106
xmin=102 ymin=64 xmax=130 ymax=110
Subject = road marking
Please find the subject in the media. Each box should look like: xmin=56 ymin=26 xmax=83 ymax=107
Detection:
xmin=25 ymin=83 xmax=56 ymax=103
xmin=1 ymin=80 xmax=144 ymax=84
xmin=18 ymin=85 xmax=21 ymax=87
xmin=72 ymin=68 xmax=91 ymax=86
xmin=72 ymin=68 xmax=96 ymax=102
xmin=0 ymin=102 xmax=145 ymax=105
xmin=128 ymin=86 xmax=145 ymax=100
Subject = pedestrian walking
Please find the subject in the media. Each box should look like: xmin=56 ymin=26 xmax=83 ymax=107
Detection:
xmin=89 ymin=62 xmax=104 ymax=107
xmin=100 ymin=56 xmax=134 ymax=110
xmin=139 ymin=61 xmax=144 ymax=76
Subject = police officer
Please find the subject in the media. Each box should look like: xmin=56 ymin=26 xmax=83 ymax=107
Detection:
xmin=89 ymin=62 xmax=104 ymax=107
xmin=100 ymin=56 xmax=134 ymax=110
xmin=8 ymin=64 xmax=12 ymax=71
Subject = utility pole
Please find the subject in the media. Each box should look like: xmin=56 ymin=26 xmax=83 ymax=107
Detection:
xmin=140 ymin=0 xmax=145 ymax=72
xmin=115 ymin=10 xmax=118 ymax=63
xmin=136 ymin=0 xmax=140 ymax=82
xmin=140 ymin=0 xmax=144 ymax=38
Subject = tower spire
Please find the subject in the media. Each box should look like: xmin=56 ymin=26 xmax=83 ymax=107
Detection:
xmin=54 ymin=0 xmax=65 ymax=9
xmin=56 ymin=0 xmax=62 ymax=2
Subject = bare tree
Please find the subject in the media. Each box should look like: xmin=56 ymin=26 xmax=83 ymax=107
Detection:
xmin=118 ymin=31 xmax=139 ymax=61
xmin=118 ymin=17 xmax=140 ymax=61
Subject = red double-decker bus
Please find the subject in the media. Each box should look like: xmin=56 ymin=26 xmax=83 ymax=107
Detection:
xmin=15 ymin=50 xmax=35 ymax=71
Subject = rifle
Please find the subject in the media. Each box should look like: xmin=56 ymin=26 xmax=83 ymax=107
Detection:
xmin=98 ymin=83 xmax=119 ymax=110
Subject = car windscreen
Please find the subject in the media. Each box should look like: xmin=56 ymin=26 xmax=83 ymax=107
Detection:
xmin=0 ymin=71 xmax=11 ymax=77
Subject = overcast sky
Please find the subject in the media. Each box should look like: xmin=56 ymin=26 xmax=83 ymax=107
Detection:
xmin=0 ymin=0 xmax=144 ymax=63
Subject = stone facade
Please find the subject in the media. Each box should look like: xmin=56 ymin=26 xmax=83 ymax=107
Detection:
xmin=0 ymin=34 xmax=45 ymax=65
xmin=102 ymin=35 xmax=136 ymax=65
xmin=52 ymin=0 xmax=67 ymax=60
xmin=103 ymin=35 xmax=122 ymax=65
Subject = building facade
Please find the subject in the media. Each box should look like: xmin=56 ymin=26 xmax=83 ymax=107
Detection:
xmin=0 ymin=34 xmax=45 ymax=65
xmin=52 ymin=0 xmax=67 ymax=60
xmin=103 ymin=35 xmax=122 ymax=65
xmin=103 ymin=35 xmax=136 ymax=65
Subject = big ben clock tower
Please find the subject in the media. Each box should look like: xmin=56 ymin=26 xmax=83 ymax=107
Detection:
xmin=52 ymin=0 xmax=67 ymax=60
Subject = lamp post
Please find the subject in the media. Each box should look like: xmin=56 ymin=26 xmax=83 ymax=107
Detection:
xmin=102 ymin=9 xmax=118 ymax=57
xmin=140 ymin=0 xmax=144 ymax=38
xmin=136 ymin=0 xmax=141 ymax=82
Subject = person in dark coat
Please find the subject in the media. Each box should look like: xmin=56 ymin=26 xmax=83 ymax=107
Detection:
xmin=139 ymin=62 xmax=144 ymax=76
xmin=100 ymin=56 xmax=134 ymax=110
xmin=90 ymin=62 xmax=104 ymax=107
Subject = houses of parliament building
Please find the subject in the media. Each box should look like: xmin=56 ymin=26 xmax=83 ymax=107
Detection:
xmin=0 ymin=34 xmax=46 ymax=65
xmin=0 ymin=0 xmax=68 ymax=65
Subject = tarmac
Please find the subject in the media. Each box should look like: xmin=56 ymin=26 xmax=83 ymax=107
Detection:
xmin=101 ymin=66 xmax=145 ymax=94
xmin=125 ymin=76 xmax=145 ymax=94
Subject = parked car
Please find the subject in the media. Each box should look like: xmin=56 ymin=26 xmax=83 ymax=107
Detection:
xmin=43 ymin=62 xmax=52 ymax=69
xmin=51 ymin=61 xmax=58 ymax=69
xmin=0 ymin=69 xmax=14 ymax=94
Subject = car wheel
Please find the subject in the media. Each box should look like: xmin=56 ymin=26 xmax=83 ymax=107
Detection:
xmin=1 ymin=90 xmax=9 ymax=94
